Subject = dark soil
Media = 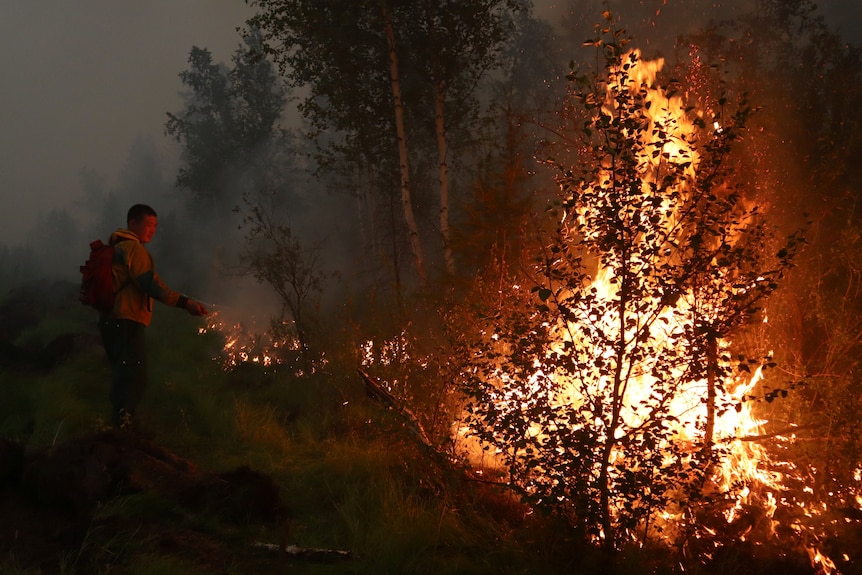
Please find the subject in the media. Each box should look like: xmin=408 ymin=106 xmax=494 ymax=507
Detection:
xmin=0 ymin=431 xmax=288 ymax=573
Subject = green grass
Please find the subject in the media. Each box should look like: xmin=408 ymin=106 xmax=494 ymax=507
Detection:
xmin=0 ymin=299 xmax=638 ymax=575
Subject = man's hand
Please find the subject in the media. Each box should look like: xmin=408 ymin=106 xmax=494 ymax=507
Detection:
xmin=185 ymin=299 xmax=209 ymax=316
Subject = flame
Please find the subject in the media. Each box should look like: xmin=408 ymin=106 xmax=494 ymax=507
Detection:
xmin=446 ymin=49 xmax=838 ymax=571
xmin=353 ymin=49 xmax=848 ymax=572
xmin=199 ymin=310 xmax=300 ymax=370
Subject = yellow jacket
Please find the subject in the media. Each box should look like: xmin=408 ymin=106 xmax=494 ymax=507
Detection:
xmin=105 ymin=229 xmax=185 ymax=326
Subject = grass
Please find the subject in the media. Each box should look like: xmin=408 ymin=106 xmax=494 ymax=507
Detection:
xmin=0 ymin=299 xmax=592 ymax=575
xmin=4 ymin=289 xmax=801 ymax=575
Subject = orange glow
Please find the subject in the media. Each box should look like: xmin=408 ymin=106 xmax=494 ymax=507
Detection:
xmin=443 ymin=49 xmax=837 ymax=571
xmin=199 ymin=310 xmax=296 ymax=370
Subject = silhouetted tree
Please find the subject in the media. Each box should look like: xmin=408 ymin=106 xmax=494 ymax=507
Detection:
xmin=681 ymin=1 xmax=862 ymax=547
xmin=165 ymin=31 xmax=285 ymax=219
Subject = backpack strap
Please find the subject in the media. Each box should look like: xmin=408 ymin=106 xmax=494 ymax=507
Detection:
xmin=109 ymin=238 xmax=134 ymax=298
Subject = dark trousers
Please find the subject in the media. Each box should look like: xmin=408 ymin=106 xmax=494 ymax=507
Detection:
xmin=99 ymin=318 xmax=147 ymax=427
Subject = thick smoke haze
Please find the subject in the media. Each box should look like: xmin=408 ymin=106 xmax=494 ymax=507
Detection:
xmin=0 ymin=1 xmax=252 ymax=244
xmin=0 ymin=0 xmax=858 ymax=248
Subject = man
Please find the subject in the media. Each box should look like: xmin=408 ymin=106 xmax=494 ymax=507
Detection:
xmin=100 ymin=204 xmax=208 ymax=430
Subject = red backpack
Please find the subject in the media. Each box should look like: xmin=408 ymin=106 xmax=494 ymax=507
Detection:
xmin=79 ymin=239 xmax=120 ymax=312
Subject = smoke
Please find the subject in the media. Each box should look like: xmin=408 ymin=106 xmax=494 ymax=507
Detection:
xmin=0 ymin=0 xmax=856 ymax=304
xmin=541 ymin=0 xmax=859 ymax=60
xmin=0 ymin=0 xmax=252 ymax=245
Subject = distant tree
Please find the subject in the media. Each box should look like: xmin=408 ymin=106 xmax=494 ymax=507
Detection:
xmin=413 ymin=0 xmax=529 ymax=277
xmin=234 ymin=131 xmax=330 ymax=369
xmin=76 ymin=135 xmax=167 ymax=238
xmin=165 ymin=30 xmax=285 ymax=218
xmin=77 ymin=168 xmax=122 ymax=241
xmin=27 ymin=208 xmax=81 ymax=281
xmin=0 ymin=243 xmax=41 ymax=292
xmin=247 ymin=0 xmax=420 ymax=288
xmin=452 ymin=113 xmax=534 ymax=275
xmin=452 ymin=9 xmax=560 ymax=276
xmin=117 ymin=135 xmax=170 ymax=207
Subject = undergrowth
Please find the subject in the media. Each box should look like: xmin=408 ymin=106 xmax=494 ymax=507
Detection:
xmin=0 ymin=293 xmax=607 ymax=575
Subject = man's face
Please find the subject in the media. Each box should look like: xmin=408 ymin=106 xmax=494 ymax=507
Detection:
xmin=129 ymin=214 xmax=158 ymax=244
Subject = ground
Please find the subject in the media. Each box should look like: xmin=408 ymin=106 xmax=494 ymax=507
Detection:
xmin=0 ymin=431 xmax=289 ymax=573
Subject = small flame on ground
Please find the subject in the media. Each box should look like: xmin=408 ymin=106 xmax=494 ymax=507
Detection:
xmin=199 ymin=311 xmax=298 ymax=370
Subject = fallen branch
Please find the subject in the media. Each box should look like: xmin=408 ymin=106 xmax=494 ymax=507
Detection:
xmin=357 ymin=369 xmax=484 ymax=482
xmin=252 ymin=541 xmax=353 ymax=560
xmin=359 ymin=368 xmax=433 ymax=448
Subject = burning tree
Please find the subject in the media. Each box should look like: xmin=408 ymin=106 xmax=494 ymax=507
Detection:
xmin=451 ymin=23 xmax=802 ymax=555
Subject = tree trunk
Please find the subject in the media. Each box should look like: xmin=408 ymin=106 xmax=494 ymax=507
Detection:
xmin=598 ymin=258 xmax=629 ymax=554
xmin=434 ymin=79 xmax=455 ymax=278
xmin=598 ymin=324 xmax=625 ymax=554
xmin=381 ymin=0 xmax=427 ymax=287
xmin=424 ymin=0 xmax=454 ymax=278
xmin=702 ymin=332 xmax=718 ymax=454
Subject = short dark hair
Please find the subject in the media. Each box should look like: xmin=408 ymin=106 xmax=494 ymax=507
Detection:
xmin=127 ymin=204 xmax=158 ymax=224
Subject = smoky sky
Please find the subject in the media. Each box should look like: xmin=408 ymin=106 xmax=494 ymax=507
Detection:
xmin=540 ymin=0 xmax=861 ymax=56
xmin=1 ymin=0 xmax=858 ymax=246
xmin=0 ymin=1 xmax=252 ymax=244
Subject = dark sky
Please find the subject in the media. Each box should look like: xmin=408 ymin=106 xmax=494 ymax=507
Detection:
xmin=0 ymin=0 xmax=858 ymax=245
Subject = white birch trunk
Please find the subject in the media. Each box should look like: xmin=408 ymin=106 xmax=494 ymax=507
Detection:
xmin=382 ymin=0 xmax=427 ymax=287
xmin=434 ymin=79 xmax=455 ymax=277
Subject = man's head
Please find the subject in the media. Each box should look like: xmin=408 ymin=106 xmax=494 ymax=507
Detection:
xmin=127 ymin=204 xmax=158 ymax=244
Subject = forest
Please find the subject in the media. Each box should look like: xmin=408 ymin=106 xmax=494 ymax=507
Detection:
xmin=1 ymin=0 xmax=861 ymax=573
